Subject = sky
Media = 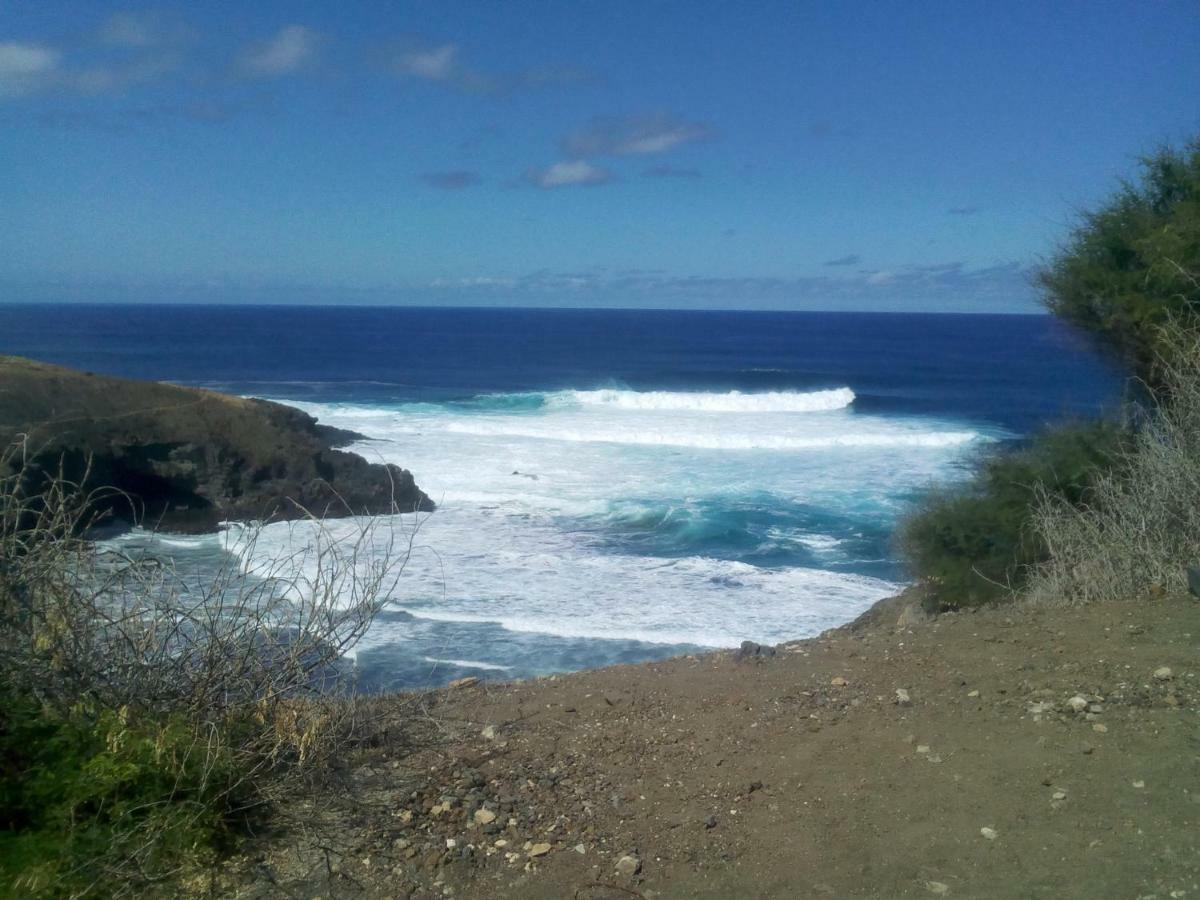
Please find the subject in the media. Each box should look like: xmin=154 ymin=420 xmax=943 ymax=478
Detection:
xmin=1 ymin=2 xmax=1197 ymax=313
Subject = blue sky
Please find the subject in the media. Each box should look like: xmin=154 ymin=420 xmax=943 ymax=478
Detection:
xmin=1 ymin=2 xmax=1197 ymax=312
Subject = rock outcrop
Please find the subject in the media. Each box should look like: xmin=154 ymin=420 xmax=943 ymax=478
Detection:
xmin=0 ymin=355 xmax=433 ymax=532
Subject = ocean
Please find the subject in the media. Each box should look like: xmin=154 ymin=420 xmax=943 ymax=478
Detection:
xmin=0 ymin=304 xmax=1122 ymax=690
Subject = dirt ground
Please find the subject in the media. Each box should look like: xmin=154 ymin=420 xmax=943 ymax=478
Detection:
xmin=215 ymin=592 xmax=1199 ymax=899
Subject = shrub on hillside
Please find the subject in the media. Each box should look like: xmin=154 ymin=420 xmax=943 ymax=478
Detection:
xmin=0 ymin=445 xmax=413 ymax=896
xmin=1028 ymin=322 xmax=1200 ymax=605
xmin=1039 ymin=138 xmax=1200 ymax=385
xmin=900 ymin=422 xmax=1126 ymax=610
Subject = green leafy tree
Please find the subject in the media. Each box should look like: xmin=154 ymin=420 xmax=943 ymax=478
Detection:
xmin=1039 ymin=138 xmax=1200 ymax=383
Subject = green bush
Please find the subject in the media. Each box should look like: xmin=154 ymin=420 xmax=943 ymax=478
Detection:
xmin=1039 ymin=138 xmax=1200 ymax=384
xmin=0 ymin=691 xmax=245 ymax=897
xmin=900 ymin=422 xmax=1126 ymax=610
xmin=0 ymin=443 xmax=408 ymax=896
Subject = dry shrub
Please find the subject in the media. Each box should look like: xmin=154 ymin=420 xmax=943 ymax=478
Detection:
xmin=0 ymin=439 xmax=418 ymax=895
xmin=1027 ymin=319 xmax=1200 ymax=605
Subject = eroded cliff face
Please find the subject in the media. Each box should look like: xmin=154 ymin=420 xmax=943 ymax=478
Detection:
xmin=0 ymin=356 xmax=433 ymax=532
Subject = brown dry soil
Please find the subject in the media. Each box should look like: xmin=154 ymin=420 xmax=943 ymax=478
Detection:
xmin=216 ymin=593 xmax=1199 ymax=900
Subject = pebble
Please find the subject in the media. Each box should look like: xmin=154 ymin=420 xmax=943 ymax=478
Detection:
xmin=473 ymin=809 xmax=497 ymax=825
xmin=926 ymin=883 xmax=950 ymax=896
xmin=1066 ymin=695 xmax=1089 ymax=713
xmin=967 ymin=690 xmax=980 ymax=698
xmin=1092 ymin=723 xmax=1108 ymax=733
xmin=481 ymin=725 xmax=496 ymax=741
xmin=1132 ymin=780 xmax=1145 ymax=789
xmin=615 ymin=855 xmax=642 ymax=876
xmin=1052 ymin=790 xmax=1067 ymax=800
xmin=980 ymin=827 xmax=998 ymax=841
xmin=574 ymin=844 xmax=586 ymax=855
xmin=1154 ymin=667 xmax=1173 ymax=681
xmin=895 ymin=688 xmax=912 ymax=706
xmin=527 ymin=842 xmax=552 ymax=858
xmin=704 ymin=815 xmax=718 ymax=829
xmin=831 ymin=677 xmax=848 ymax=687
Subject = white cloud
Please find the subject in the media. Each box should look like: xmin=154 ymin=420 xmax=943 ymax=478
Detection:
xmin=388 ymin=39 xmax=590 ymax=95
xmin=96 ymin=12 xmax=191 ymax=48
xmin=525 ymin=160 xmax=613 ymax=189
xmin=866 ymin=270 xmax=896 ymax=286
xmin=564 ymin=114 xmax=715 ymax=158
xmin=0 ymin=42 xmax=61 ymax=96
xmin=396 ymin=43 xmax=459 ymax=80
xmin=240 ymin=25 xmax=320 ymax=76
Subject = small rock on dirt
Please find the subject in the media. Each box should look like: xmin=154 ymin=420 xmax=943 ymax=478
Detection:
xmin=980 ymin=826 xmax=998 ymax=840
xmin=527 ymin=842 xmax=552 ymax=857
xmin=895 ymin=688 xmax=912 ymax=706
xmin=616 ymin=854 xmax=642 ymax=876
xmin=1153 ymin=666 xmax=1173 ymax=680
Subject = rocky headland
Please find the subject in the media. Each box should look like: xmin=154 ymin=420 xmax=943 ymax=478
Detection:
xmin=0 ymin=355 xmax=432 ymax=532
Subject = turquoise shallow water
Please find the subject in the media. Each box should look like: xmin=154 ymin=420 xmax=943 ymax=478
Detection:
xmin=0 ymin=305 xmax=1122 ymax=689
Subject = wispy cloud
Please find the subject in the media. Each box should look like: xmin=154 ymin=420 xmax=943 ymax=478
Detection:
xmin=395 ymin=42 xmax=458 ymax=81
xmin=563 ymin=113 xmax=715 ymax=157
xmin=420 ymin=261 xmax=1037 ymax=311
xmin=239 ymin=25 xmax=321 ymax=77
xmin=0 ymin=38 xmax=179 ymax=98
xmin=948 ymin=205 xmax=981 ymax=216
xmin=387 ymin=38 xmax=590 ymax=95
xmin=97 ymin=12 xmax=193 ymax=49
xmin=643 ymin=163 xmax=701 ymax=179
xmin=420 ymin=170 xmax=481 ymax=190
xmin=524 ymin=160 xmax=613 ymax=189
xmin=823 ymin=254 xmax=861 ymax=267
xmin=0 ymin=42 xmax=61 ymax=97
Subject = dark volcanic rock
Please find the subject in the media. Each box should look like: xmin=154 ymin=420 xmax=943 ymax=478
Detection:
xmin=735 ymin=641 xmax=777 ymax=661
xmin=0 ymin=355 xmax=433 ymax=532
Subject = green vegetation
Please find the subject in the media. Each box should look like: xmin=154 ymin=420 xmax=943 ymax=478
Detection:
xmin=1028 ymin=323 xmax=1200 ymax=605
xmin=1039 ymin=139 xmax=1200 ymax=385
xmin=0 ymin=447 xmax=406 ymax=897
xmin=0 ymin=692 xmax=243 ymax=896
xmin=904 ymin=135 xmax=1200 ymax=609
xmin=900 ymin=423 xmax=1126 ymax=610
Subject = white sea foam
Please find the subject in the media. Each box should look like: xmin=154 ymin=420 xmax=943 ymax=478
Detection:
xmin=441 ymin=419 xmax=979 ymax=450
xmin=222 ymin=391 xmax=996 ymax=665
xmin=421 ymin=656 xmax=512 ymax=671
xmin=548 ymin=387 xmax=855 ymax=413
xmin=243 ymin=509 xmax=902 ymax=650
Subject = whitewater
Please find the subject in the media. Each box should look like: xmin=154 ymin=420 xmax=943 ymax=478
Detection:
xmin=146 ymin=383 xmax=996 ymax=688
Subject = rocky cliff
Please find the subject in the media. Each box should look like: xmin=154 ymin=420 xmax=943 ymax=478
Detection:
xmin=0 ymin=355 xmax=433 ymax=532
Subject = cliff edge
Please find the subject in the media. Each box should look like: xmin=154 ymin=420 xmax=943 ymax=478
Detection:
xmin=0 ymin=355 xmax=433 ymax=532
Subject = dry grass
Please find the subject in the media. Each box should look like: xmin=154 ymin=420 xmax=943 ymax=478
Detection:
xmin=1026 ymin=320 xmax=1200 ymax=605
xmin=0 ymin=438 xmax=421 ymax=895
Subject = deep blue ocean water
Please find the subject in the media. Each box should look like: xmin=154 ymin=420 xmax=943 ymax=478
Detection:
xmin=0 ymin=304 xmax=1123 ymax=689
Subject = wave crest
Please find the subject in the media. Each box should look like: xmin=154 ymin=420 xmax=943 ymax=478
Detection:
xmin=547 ymin=387 xmax=855 ymax=413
